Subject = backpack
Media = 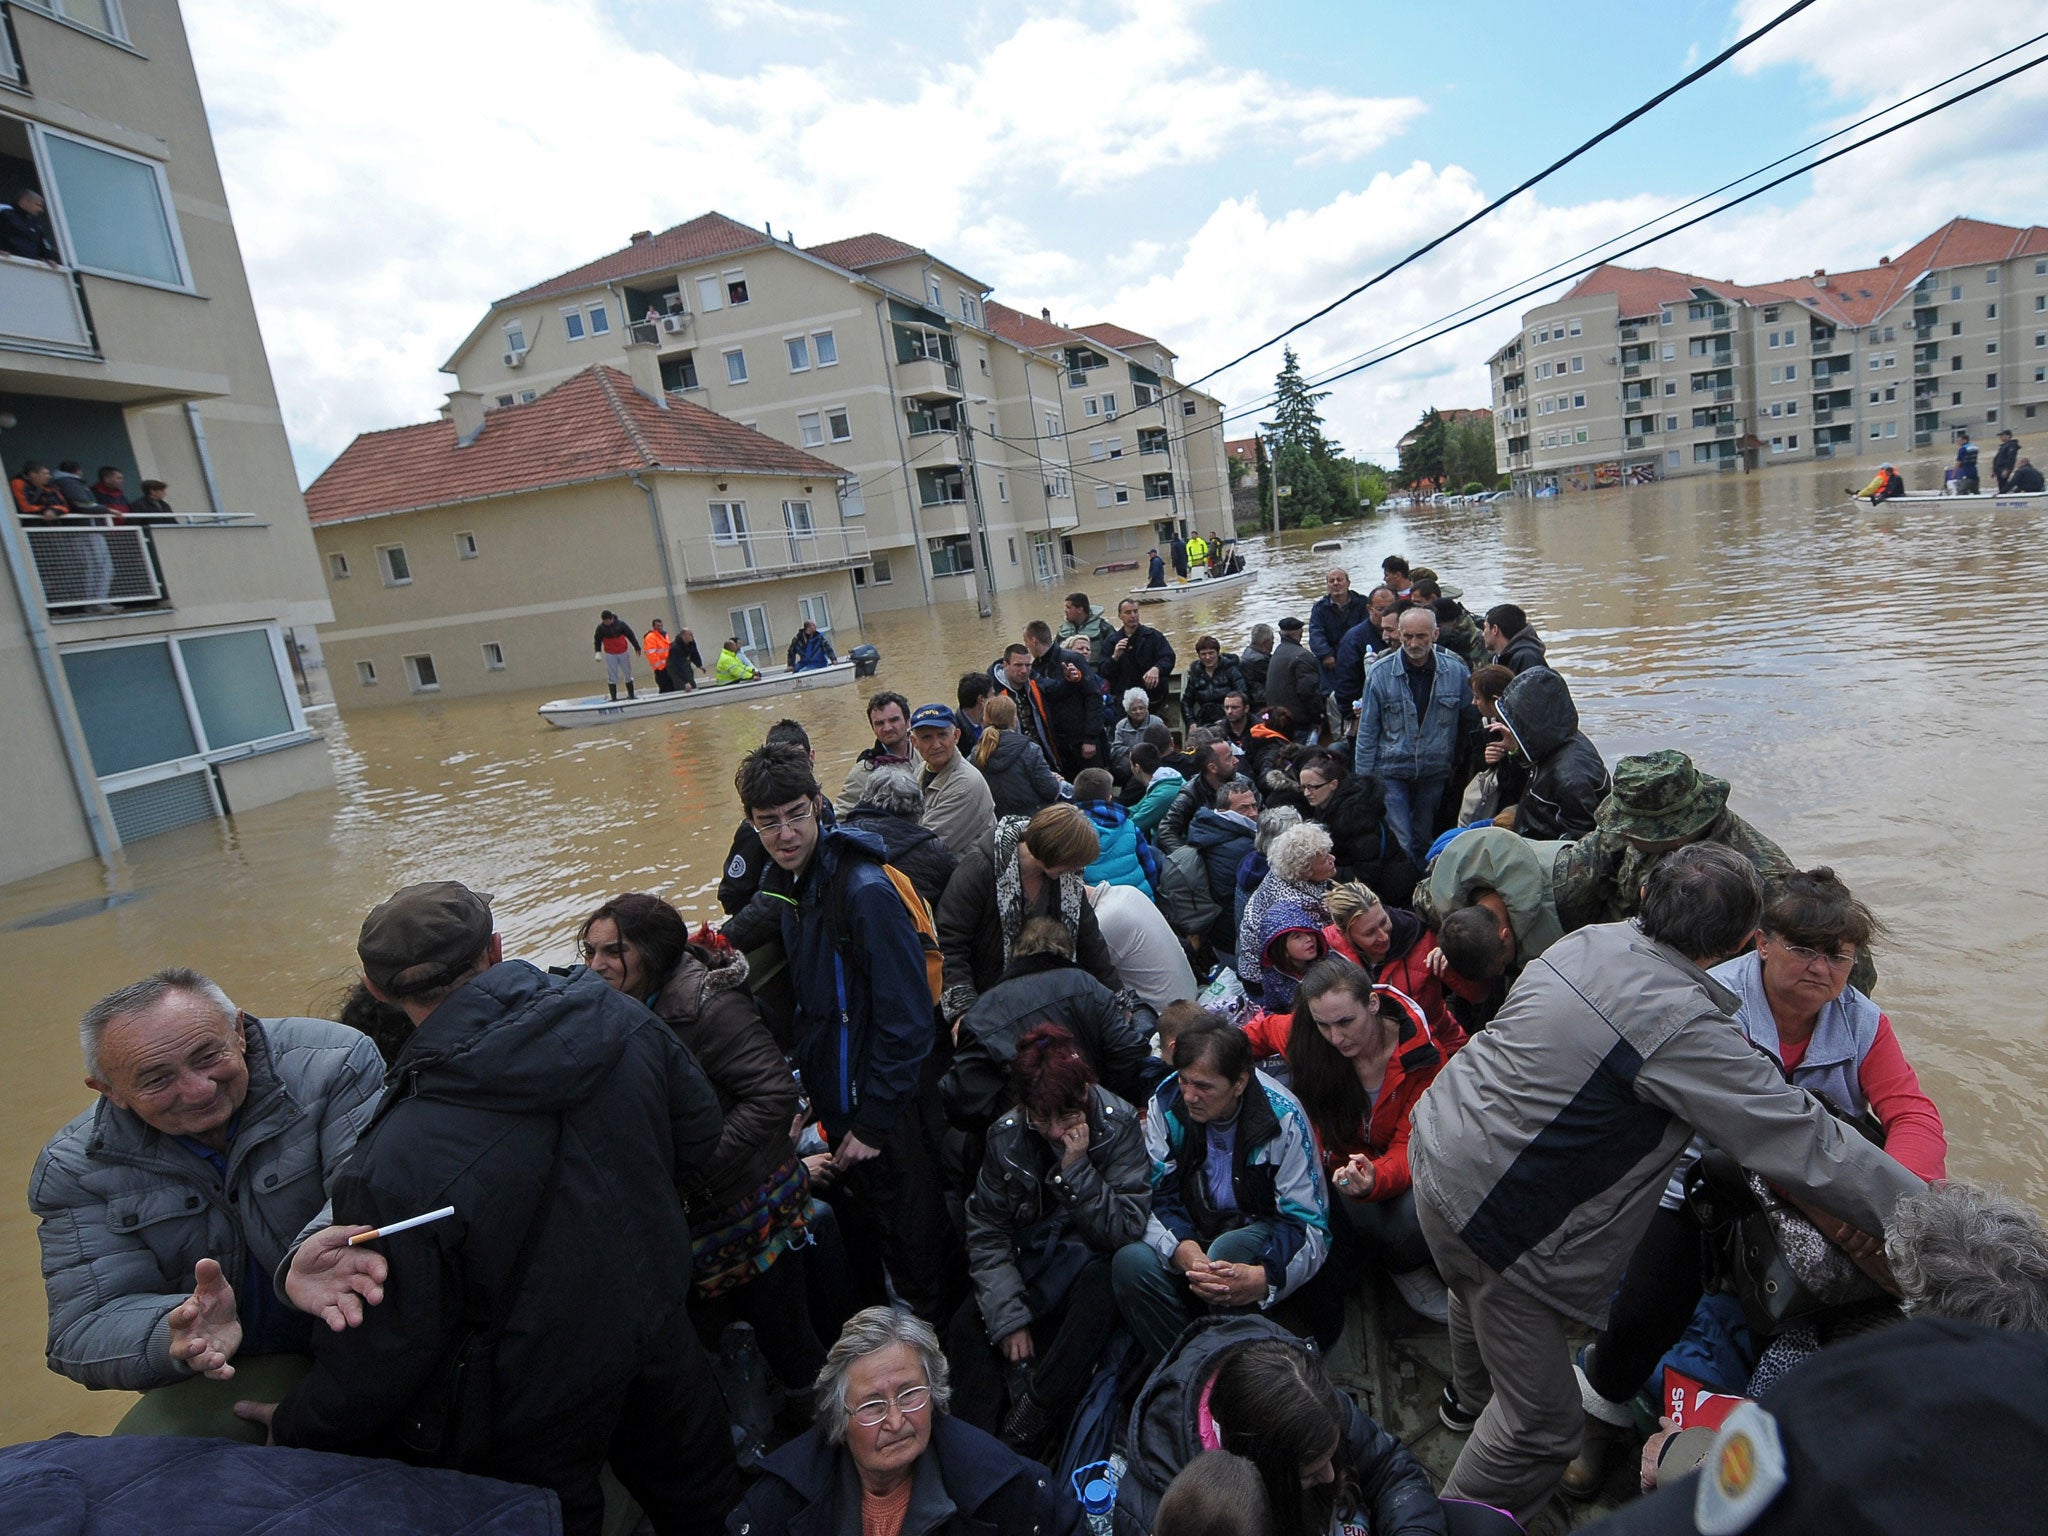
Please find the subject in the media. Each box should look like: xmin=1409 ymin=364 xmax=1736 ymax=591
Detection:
xmin=1157 ymin=844 xmax=1222 ymax=940
xmin=834 ymin=856 xmax=944 ymax=1008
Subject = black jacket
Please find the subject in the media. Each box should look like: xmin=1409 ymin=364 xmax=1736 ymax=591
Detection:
xmin=730 ymin=1412 xmax=1079 ymax=1536
xmin=592 ymin=618 xmax=638 ymax=654
xmin=1155 ymin=774 xmax=1224 ymax=854
xmin=839 ymin=803 xmax=958 ymax=910
xmin=1313 ymin=772 xmax=1420 ymax=906
xmin=936 ymin=833 xmax=1121 ymax=1019
xmin=973 ymin=730 xmax=1063 ymax=820
xmin=1238 ymin=648 xmax=1271 ymax=711
xmin=1495 ymin=665 xmax=1607 ymax=842
xmin=1181 ymin=654 xmax=1249 ymax=727
xmin=0 ymin=201 xmax=55 ymax=261
xmin=1994 ymin=439 xmax=2020 ymax=482
xmin=1114 ymin=1314 xmax=1444 ymax=1536
xmin=718 ymin=821 xmax=771 ymax=916
xmin=940 ymin=952 xmax=1162 ymax=1140
xmin=1101 ymin=623 xmax=1177 ymax=709
xmin=1331 ymin=618 xmax=1387 ymax=713
xmin=1496 ymin=626 xmax=1547 ymax=674
xmin=2016 ymin=463 xmax=2046 ymax=492
xmin=1028 ymin=645 xmax=1108 ymax=777
xmin=1263 ymin=640 xmax=1322 ymax=730
xmin=272 ymin=963 xmax=723 ymax=1485
xmin=1309 ymin=591 xmax=1373 ymax=670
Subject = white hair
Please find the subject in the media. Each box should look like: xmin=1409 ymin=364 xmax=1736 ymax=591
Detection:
xmin=1122 ymin=688 xmax=1150 ymax=713
xmin=81 ymin=968 xmax=237 ymax=1079
xmin=1268 ymin=822 xmax=1334 ymax=881
xmin=1887 ymin=1182 xmax=2048 ymax=1332
xmin=1255 ymin=805 xmax=1302 ymax=855
xmin=813 ymin=1306 xmax=952 ymax=1443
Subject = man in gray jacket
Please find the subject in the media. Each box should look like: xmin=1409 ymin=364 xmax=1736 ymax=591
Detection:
xmin=30 ymin=968 xmax=384 ymax=1426
xmin=910 ymin=701 xmax=997 ymax=857
xmin=1407 ymin=845 xmax=1924 ymax=1526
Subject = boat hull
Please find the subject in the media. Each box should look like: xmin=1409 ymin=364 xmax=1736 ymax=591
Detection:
xmin=1862 ymin=490 xmax=2048 ymax=509
xmin=1127 ymin=567 xmax=1255 ymax=602
xmin=537 ymin=660 xmax=856 ymax=727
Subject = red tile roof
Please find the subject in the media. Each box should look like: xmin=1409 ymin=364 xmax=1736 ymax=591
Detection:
xmin=1560 ymin=264 xmax=1717 ymax=319
xmin=985 ymin=299 xmax=1079 ymax=349
xmin=1074 ymin=322 xmax=1167 ymax=354
xmin=304 ymin=367 xmax=841 ymax=526
xmin=1225 ymin=437 xmax=1260 ymax=462
xmin=803 ymin=233 xmax=926 ymax=270
xmin=499 ymin=212 xmax=770 ymax=304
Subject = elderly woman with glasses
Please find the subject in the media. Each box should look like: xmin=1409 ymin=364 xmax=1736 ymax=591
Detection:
xmin=1567 ymin=867 xmax=1948 ymax=1495
xmin=730 ymin=1305 xmax=1080 ymax=1536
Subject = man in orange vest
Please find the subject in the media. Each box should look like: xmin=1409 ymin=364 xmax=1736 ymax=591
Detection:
xmin=644 ymin=618 xmax=676 ymax=693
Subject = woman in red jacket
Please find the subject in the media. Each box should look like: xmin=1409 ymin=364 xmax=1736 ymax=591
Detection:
xmin=1322 ymin=881 xmax=1475 ymax=1045
xmin=1242 ymin=957 xmax=1462 ymax=1316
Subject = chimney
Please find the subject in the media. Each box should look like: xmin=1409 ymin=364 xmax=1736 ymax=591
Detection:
xmin=628 ymin=229 xmax=652 ymax=243
xmin=622 ymin=331 xmax=670 ymax=409
xmin=1041 ymin=308 xmax=1051 ymax=323
xmin=1879 ymin=255 xmax=1891 ymax=265
xmin=447 ymin=390 xmax=486 ymax=447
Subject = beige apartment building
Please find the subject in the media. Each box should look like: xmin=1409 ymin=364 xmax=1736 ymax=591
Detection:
xmin=434 ymin=212 xmax=1231 ymax=609
xmin=305 ymin=366 xmax=859 ymax=703
xmin=1489 ymin=217 xmax=2048 ymax=493
xmin=0 ymin=0 xmax=333 ymax=885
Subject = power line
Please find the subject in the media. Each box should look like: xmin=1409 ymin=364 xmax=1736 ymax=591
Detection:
xmin=1222 ymin=31 xmax=2048 ymax=427
xmin=1221 ymin=47 xmax=2048 ymax=425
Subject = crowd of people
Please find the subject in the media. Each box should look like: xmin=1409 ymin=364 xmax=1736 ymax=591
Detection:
xmin=10 ymin=457 xmax=181 ymax=610
xmin=27 ymin=551 xmax=2048 ymax=1536
xmin=588 ymin=610 xmax=840 ymax=701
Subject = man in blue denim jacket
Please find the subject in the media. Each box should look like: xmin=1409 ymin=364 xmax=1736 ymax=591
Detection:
xmin=1353 ymin=606 xmax=1470 ymax=863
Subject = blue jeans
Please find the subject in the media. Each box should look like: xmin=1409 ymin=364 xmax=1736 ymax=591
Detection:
xmin=1381 ymin=774 xmax=1446 ymax=864
xmin=1112 ymin=1221 xmax=1276 ymax=1365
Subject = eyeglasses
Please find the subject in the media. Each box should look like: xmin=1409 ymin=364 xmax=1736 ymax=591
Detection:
xmin=1773 ymin=939 xmax=1855 ymax=974
xmin=1298 ymin=775 xmax=1333 ymax=793
xmin=751 ymin=803 xmax=816 ymax=839
xmin=848 ymin=1384 xmax=931 ymax=1427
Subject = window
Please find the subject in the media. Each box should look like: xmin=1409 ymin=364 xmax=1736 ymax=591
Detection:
xmin=1988 ymin=268 xmax=2000 ymax=284
xmin=660 ymin=352 xmax=700 ymax=391
xmin=1952 ymin=285 xmax=1963 ymax=300
xmin=1664 ymin=380 xmax=1678 ymax=395
xmin=1568 ymin=319 xmax=1583 ymax=337
xmin=1100 ymin=393 xmax=1117 ymax=417
xmin=1952 ymin=321 xmax=1963 ymax=336
xmin=783 ymin=500 xmax=815 ymax=538
xmin=1662 ymin=342 xmax=1676 ymax=361
xmin=1786 ymin=400 xmax=1799 ymax=415
xmin=2038 ymin=296 xmax=2047 ymax=312
xmin=813 ymin=330 xmax=838 ymax=366
xmin=729 ymin=605 xmax=770 ymax=654
xmin=1770 ymin=365 xmax=1783 ymax=384
xmin=1569 ymin=356 xmax=1584 ymax=373
xmin=1572 ymin=392 xmax=1586 ymax=410
xmin=959 ymin=291 xmax=974 ymax=323
xmin=376 ymin=545 xmax=411 ymax=585
xmin=519 ymin=389 xmax=537 ymax=404
xmin=786 ymin=336 xmax=811 ymax=372
xmin=839 ymin=478 xmax=865 ymax=519
xmin=869 ymin=557 xmax=893 ymax=585
xmin=1952 ymin=356 xmax=1964 ymax=372
xmin=997 ymin=476 xmax=1008 ymax=503
xmin=563 ymin=308 xmax=586 ymax=341
xmin=1764 ymin=306 xmax=1781 ymax=323
xmin=356 ymin=660 xmax=377 ymax=687
xmin=1953 ymin=391 xmax=1964 ymax=405
xmin=504 ymin=322 xmax=527 ymax=354
xmin=1988 ymin=303 xmax=2000 ymax=319
xmin=928 ymin=533 xmax=976 ymax=576
xmin=495 ymin=395 xmax=514 ymax=408
xmin=1084 ymin=398 xmax=1100 ymax=418
xmin=1537 ymin=361 xmax=1551 ymax=380
xmin=1988 ymin=341 xmax=2000 ymax=354
xmin=797 ymin=411 xmax=824 ymax=447
xmin=1660 ymin=306 xmax=1674 ymax=324
xmin=724 ymin=348 xmax=748 ymax=384
xmin=1095 ymin=484 xmax=1113 ymax=508
xmin=724 ymin=272 xmax=749 ymax=306
xmin=798 ymin=593 xmax=832 ymax=633
xmin=38 ymin=128 xmax=188 ymax=287
xmin=1665 ymin=415 xmax=1679 ymax=433
xmin=1089 ymin=440 xmax=1105 ymax=461
xmin=1882 ymin=422 xmax=1897 ymax=438
xmin=1113 ymin=483 xmax=1131 ymax=504
xmin=1108 ymin=437 xmax=1124 ymax=459
xmin=2038 ymin=367 xmax=2047 ymax=383
xmin=1536 ymin=327 xmax=1550 ymax=343
xmin=1786 ymin=363 xmax=1797 ymax=381
xmin=455 ymin=531 xmax=478 ymax=559
xmin=1668 ymin=449 xmax=1682 ymax=467
xmin=1044 ymin=411 xmax=1061 ymax=437
xmin=1051 ymin=471 xmax=1070 ymax=498
xmin=482 ymin=642 xmax=505 ymax=670
xmin=1574 ymin=428 xmax=1588 ymax=444
xmin=708 ymin=500 xmax=747 ymax=545
xmin=927 ymin=276 xmax=943 ymax=308
xmin=1182 ymin=400 xmax=1197 ymax=417
xmin=827 ymin=407 xmax=851 ymax=442
xmin=1988 ymin=373 xmax=1999 ymax=388
xmin=404 ymin=654 xmax=439 ymax=693
xmin=2038 ymin=260 xmax=2047 ymax=276
xmin=695 ymin=275 xmax=723 ymax=312
xmin=586 ymin=302 xmax=610 ymax=336
xmin=24 ymin=1 xmax=127 ymax=38
xmin=327 ymin=552 xmax=350 ymax=580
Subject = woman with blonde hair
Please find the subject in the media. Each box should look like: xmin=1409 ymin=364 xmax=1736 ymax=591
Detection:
xmin=1323 ymin=881 xmax=1474 ymax=1036
xmin=972 ymin=692 xmax=1062 ymax=819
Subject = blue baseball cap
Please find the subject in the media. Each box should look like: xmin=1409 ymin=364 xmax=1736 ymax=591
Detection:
xmin=909 ymin=703 xmax=956 ymax=730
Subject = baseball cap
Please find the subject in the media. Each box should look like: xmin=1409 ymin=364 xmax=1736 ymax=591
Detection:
xmin=909 ymin=703 xmax=956 ymax=730
xmin=358 ymin=881 xmax=495 ymax=993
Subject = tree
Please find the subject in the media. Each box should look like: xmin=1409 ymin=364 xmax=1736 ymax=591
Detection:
xmin=1396 ymin=408 xmax=1447 ymax=490
xmin=1259 ymin=347 xmax=1346 ymax=529
xmin=1444 ymin=417 xmax=1498 ymax=491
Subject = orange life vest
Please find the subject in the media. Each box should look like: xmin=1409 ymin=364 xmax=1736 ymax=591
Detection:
xmin=644 ymin=629 xmax=671 ymax=670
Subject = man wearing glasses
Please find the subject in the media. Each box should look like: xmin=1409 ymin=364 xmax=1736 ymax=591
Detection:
xmin=740 ymin=743 xmax=965 ymax=1328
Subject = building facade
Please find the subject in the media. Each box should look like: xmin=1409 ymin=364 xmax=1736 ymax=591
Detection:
xmin=305 ymin=366 xmax=859 ymax=704
xmin=1489 ymin=218 xmax=2048 ymax=493
xmin=1 ymin=0 xmax=333 ymax=884
xmin=434 ymin=213 xmax=1231 ymax=608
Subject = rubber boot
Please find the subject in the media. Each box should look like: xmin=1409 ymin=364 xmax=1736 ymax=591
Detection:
xmin=607 ymin=684 xmax=618 ymax=701
xmin=626 ymin=681 xmax=637 ymax=699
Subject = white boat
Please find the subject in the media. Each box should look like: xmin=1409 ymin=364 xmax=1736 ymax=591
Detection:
xmin=1853 ymin=489 xmax=2048 ymax=510
xmin=1311 ymin=539 xmax=1345 ymax=552
xmin=1128 ymin=566 xmax=1255 ymax=602
xmin=538 ymin=659 xmax=857 ymax=728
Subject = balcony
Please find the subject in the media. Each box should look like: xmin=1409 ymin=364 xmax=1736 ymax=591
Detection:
xmin=1622 ymin=363 xmax=1642 ymax=378
xmin=1711 ymin=316 xmax=1733 ymax=332
xmin=1715 ymin=423 xmax=1737 ymax=437
xmin=1715 ymin=387 xmax=1734 ymax=403
xmin=1814 ymin=443 xmax=1834 ymax=459
xmin=1620 ymin=325 xmax=1641 ymax=342
xmin=23 ymin=519 xmax=169 ymax=615
xmin=1913 ymin=431 xmax=1934 ymax=447
xmin=1811 ymin=339 xmax=1833 ymax=355
xmin=1813 ymin=407 xmax=1832 ymax=424
xmin=897 ymin=355 xmax=963 ymax=401
xmin=1625 ymin=435 xmax=1646 ymax=449
xmin=1 ymin=255 xmax=98 ymax=359
xmin=1914 ymin=361 xmax=1934 ymax=377
xmin=675 ymin=524 xmax=869 ymax=588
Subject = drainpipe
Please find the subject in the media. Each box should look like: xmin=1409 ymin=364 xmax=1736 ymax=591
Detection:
xmin=183 ymin=402 xmax=224 ymax=516
xmin=629 ymin=473 xmax=684 ymax=630
xmin=0 ymin=510 xmax=115 ymax=858
xmin=875 ymin=295 xmax=934 ymax=604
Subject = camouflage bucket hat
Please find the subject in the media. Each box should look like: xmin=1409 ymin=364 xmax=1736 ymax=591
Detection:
xmin=1596 ymin=749 xmax=1729 ymax=843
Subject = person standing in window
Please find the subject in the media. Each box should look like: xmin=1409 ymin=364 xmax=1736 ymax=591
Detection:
xmin=0 ymin=188 xmax=59 ymax=263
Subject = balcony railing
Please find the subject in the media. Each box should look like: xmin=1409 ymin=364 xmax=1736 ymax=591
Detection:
xmin=920 ymin=487 xmax=967 ymax=508
xmin=1622 ymin=363 xmax=1642 ymax=378
xmin=1814 ymin=408 xmax=1832 ymax=423
xmin=1620 ymin=325 xmax=1641 ymax=342
xmin=1625 ymin=435 xmax=1646 ymax=449
xmin=675 ymin=524 xmax=869 ymax=588
xmin=1714 ymin=423 xmax=1737 ymax=437
xmin=1 ymin=254 xmax=98 ymax=358
xmin=1715 ymin=387 xmax=1735 ymax=403
xmin=1811 ymin=338 xmax=1834 ymax=354
xmin=23 ymin=520 xmax=167 ymax=613
xmin=898 ymin=356 xmax=963 ymax=398
xmin=1815 ymin=443 xmax=1834 ymax=459
xmin=1914 ymin=361 xmax=1934 ymax=376
xmin=1711 ymin=316 xmax=1733 ymax=332
xmin=1913 ymin=431 xmax=1934 ymax=447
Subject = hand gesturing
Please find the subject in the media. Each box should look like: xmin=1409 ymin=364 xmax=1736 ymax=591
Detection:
xmin=166 ymin=1257 xmax=242 ymax=1380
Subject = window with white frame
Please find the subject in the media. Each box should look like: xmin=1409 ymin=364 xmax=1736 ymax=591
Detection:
xmin=927 ymin=276 xmax=943 ymax=308
xmin=730 ymin=605 xmax=770 ymax=654
xmin=36 ymin=126 xmax=189 ymax=288
xmin=1988 ymin=268 xmax=1999 ymax=284
xmin=1107 ymin=437 xmax=1124 ymax=459
xmin=1182 ymin=400 xmax=1197 ymax=416
xmin=563 ymin=307 xmax=586 ymax=341
xmin=519 ymin=389 xmax=537 ymax=403
xmin=586 ymin=302 xmax=609 ymax=336
xmin=1573 ymin=392 xmax=1586 ymax=410
xmin=1574 ymin=428 xmax=1588 ymax=444
xmin=23 ymin=1 xmax=129 ymax=39
xmin=1100 ymin=393 xmax=1117 ymax=417
xmin=814 ymin=330 xmax=838 ymax=366
xmin=798 ymin=593 xmax=832 ymax=633
xmin=709 ymin=501 xmax=746 ymax=545
xmin=871 ymin=556 xmax=892 ymax=584
xmin=1084 ymin=398 xmax=1100 ymax=418
xmin=695 ymin=274 xmax=723 ymax=312
xmin=327 ymin=552 xmax=350 ymax=580
xmin=376 ymin=545 xmax=411 ymax=585
xmin=1113 ymin=483 xmax=1130 ymax=504
xmin=786 ymin=336 xmax=811 ymax=372
xmin=724 ymin=348 xmax=748 ymax=384
xmin=1570 ymin=356 xmax=1584 ymax=372
xmin=404 ymin=654 xmax=439 ymax=692
xmin=828 ymin=407 xmax=851 ymax=442
xmin=797 ymin=410 xmax=824 ymax=448
xmin=355 ymin=660 xmax=377 ymax=687
xmin=456 ymin=531 xmax=478 ymax=559
xmin=1988 ymin=340 xmax=2000 ymax=354
xmin=495 ymin=394 xmax=515 ymax=408
xmin=1095 ymin=485 xmax=1112 ymax=508
xmin=997 ymin=476 xmax=1008 ymax=502
xmin=783 ymin=500 xmax=814 ymax=537
xmin=839 ymin=478 xmax=865 ymax=518
xmin=482 ymin=642 xmax=506 ymax=670
xmin=504 ymin=321 xmax=527 ymax=354
xmin=1089 ymin=440 xmax=1106 ymax=462
xmin=724 ymin=272 xmax=749 ymax=305
xmin=928 ymin=534 xmax=975 ymax=576
xmin=1568 ymin=319 xmax=1583 ymax=337
xmin=1044 ymin=411 xmax=1061 ymax=437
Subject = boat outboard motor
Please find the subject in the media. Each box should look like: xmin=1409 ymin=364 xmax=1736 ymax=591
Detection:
xmin=850 ymin=643 xmax=881 ymax=678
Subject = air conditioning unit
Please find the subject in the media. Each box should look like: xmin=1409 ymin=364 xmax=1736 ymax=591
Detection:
xmin=660 ymin=313 xmax=690 ymax=334
xmin=504 ymin=349 xmax=527 ymax=369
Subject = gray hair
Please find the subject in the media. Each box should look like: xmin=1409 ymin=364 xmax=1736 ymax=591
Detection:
xmin=813 ymin=1305 xmax=952 ymax=1444
xmin=1887 ymin=1182 xmax=2048 ymax=1332
xmin=81 ymin=967 xmax=237 ymax=1079
xmin=1397 ymin=605 xmax=1438 ymax=634
xmin=1248 ymin=623 xmax=1275 ymax=651
xmin=1213 ymin=775 xmax=1254 ymax=810
xmin=857 ymin=764 xmax=925 ymax=821
xmin=1268 ymin=821 xmax=1334 ymax=881
xmin=1255 ymin=805 xmax=1303 ymax=855
xmin=1122 ymin=687 xmax=1150 ymax=713
xmin=1637 ymin=843 xmax=1763 ymax=962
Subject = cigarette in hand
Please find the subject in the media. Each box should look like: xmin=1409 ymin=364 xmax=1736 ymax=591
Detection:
xmin=347 ymin=1205 xmax=455 ymax=1246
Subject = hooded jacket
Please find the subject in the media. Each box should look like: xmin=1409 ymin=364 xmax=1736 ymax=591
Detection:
xmin=764 ymin=823 xmax=938 ymax=1146
xmin=1255 ymin=895 xmax=1328 ymax=1014
xmin=32 ymin=1016 xmax=385 ymax=1392
xmin=1236 ymin=874 xmax=1329 ymax=994
xmin=1420 ymin=825 xmax=1571 ymax=968
xmin=1495 ymin=665 xmax=1608 ymax=842
xmin=648 ymin=942 xmax=797 ymax=1213
xmin=836 ymin=802 xmax=956 ymax=910
xmin=965 ymin=1084 xmax=1151 ymax=1343
xmin=1407 ymin=922 xmax=1924 ymax=1329
xmin=940 ymin=951 xmax=1162 ymax=1141
xmin=1353 ymin=645 xmax=1471 ymax=781
xmin=1496 ymin=626 xmax=1547 ymax=674
xmin=974 ymin=728 xmax=1063 ymax=820
xmin=1080 ymin=798 xmax=1158 ymax=895
xmin=1311 ymin=771 xmax=1418 ymax=906
xmin=936 ymin=817 xmax=1122 ymax=1022
xmin=1130 ymin=765 xmax=1185 ymax=836
xmin=1185 ymin=806 xmax=1257 ymax=912
xmin=1112 ymin=1315 xmax=1443 ymax=1536
xmin=270 ymin=962 xmax=725 ymax=1476
xmin=1180 ymin=653 xmax=1249 ymax=727
xmin=1139 ymin=1069 xmax=1329 ymax=1304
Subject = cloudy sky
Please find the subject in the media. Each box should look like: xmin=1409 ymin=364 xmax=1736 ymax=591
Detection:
xmin=182 ymin=0 xmax=2048 ymax=482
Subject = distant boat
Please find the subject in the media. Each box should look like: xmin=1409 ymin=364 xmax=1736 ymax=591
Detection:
xmin=1852 ymin=489 xmax=2048 ymax=510
xmin=1128 ymin=566 xmax=1254 ymax=602
xmin=538 ymin=659 xmax=856 ymax=728
xmin=1311 ymin=538 xmax=1345 ymax=552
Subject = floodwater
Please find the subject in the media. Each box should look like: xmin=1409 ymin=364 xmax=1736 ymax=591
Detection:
xmin=3 ymin=458 xmax=2044 ymax=1443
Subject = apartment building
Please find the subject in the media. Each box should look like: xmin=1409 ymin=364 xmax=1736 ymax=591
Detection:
xmin=1489 ymin=217 xmax=2048 ymax=493
xmin=0 ymin=0 xmax=333 ymax=885
xmin=305 ymin=366 xmax=856 ymax=703
xmin=434 ymin=212 xmax=1230 ymax=608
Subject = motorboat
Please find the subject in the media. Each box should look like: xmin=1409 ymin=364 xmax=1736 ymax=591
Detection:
xmin=538 ymin=659 xmax=856 ymax=728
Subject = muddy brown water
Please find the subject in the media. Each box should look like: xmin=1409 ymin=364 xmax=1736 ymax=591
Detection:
xmin=4 ymin=458 xmax=2043 ymax=1445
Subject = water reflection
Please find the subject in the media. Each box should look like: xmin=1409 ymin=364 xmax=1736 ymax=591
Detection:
xmin=3 ymin=460 xmax=2044 ymax=1440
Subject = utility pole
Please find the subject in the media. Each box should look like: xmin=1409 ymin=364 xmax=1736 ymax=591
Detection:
xmin=959 ymin=408 xmax=994 ymax=619
xmin=1268 ymin=432 xmax=1284 ymax=537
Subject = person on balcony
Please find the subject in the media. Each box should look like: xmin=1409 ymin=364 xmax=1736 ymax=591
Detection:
xmin=10 ymin=460 xmax=65 ymax=521
xmin=592 ymin=610 xmax=640 ymax=701
xmin=716 ymin=637 xmax=759 ymax=685
xmin=129 ymin=480 xmax=178 ymax=523
xmin=0 ymin=188 xmax=58 ymax=263
xmin=90 ymin=467 xmax=131 ymax=518
xmin=787 ymin=619 xmax=838 ymax=673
